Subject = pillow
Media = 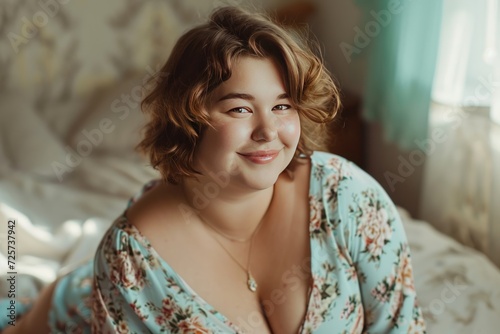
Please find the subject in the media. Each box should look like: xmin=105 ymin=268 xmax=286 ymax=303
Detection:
xmin=0 ymin=92 xmax=67 ymax=178
xmin=68 ymin=72 xmax=148 ymax=160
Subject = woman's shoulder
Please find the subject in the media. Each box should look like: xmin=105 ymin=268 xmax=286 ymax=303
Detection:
xmin=309 ymin=150 xmax=376 ymax=186
xmin=96 ymin=179 xmax=178 ymax=253
xmin=309 ymin=151 xmax=395 ymax=212
xmin=125 ymin=179 xmax=164 ymax=210
xmin=309 ymin=152 xmax=403 ymax=258
xmin=95 ymin=211 xmax=155 ymax=263
xmin=97 ymin=178 xmax=202 ymax=267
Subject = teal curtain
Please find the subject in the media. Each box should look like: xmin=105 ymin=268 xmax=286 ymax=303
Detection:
xmin=355 ymin=0 xmax=443 ymax=149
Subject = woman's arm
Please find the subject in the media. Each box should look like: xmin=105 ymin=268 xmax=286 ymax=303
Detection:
xmin=1 ymin=279 xmax=58 ymax=334
xmin=91 ymin=225 xmax=154 ymax=334
xmin=339 ymin=161 xmax=426 ymax=333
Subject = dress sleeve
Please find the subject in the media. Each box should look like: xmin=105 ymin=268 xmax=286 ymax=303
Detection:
xmin=90 ymin=223 xmax=153 ymax=334
xmin=338 ymin=161 xmax=426 ymax=333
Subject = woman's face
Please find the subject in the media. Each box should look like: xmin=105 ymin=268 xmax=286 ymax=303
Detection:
xmin=193 ymin=56 xmax=301 ymax=191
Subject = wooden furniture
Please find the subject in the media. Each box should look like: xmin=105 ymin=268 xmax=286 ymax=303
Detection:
xmin=328 ymin=92 xmax=365 ymax=168
xmin=272 ymin=1 xmax=316 ymax=27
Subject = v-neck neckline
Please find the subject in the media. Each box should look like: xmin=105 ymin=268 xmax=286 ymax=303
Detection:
xmin=119 ymin=153 xmax=318 ymax=333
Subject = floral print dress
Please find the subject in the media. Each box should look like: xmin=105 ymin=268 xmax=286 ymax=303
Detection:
xmin=0 ymin=151 xmax=426 ymax=333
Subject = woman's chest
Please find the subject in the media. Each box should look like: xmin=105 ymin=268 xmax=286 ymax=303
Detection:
xmin=148 ymin=208 xmax=312 ymax=334
xmin=249 ymin=166 xmax=313 ymax=333
xmin=154 ymin=181 xmax=312 ymax=332
xmin=252 ymin=212 xmax=313 ymax=334
xmin=189 ymin=193 xmax=311 ymax=332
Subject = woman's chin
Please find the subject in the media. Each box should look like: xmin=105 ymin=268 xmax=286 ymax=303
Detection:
xmin=237 ymin=172 xmax=281 ymax=191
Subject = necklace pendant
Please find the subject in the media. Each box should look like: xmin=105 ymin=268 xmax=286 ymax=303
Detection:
xmin=247 ymin=273 xmax=258 ymax=292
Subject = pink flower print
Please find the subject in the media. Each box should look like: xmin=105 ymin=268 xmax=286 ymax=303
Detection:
xmin=357 ymin=206 xmax=392 ymax=259
xmin=309 ymin=196 xmax=323 ymax=233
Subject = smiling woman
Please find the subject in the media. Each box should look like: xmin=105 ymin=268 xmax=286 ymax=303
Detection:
xmin=0 ymin=5 xmax=425 ymax=334
xmin=193 ymin=56 xmax=301 ymax=192
xmin=138 ymin=6 xmax=340 ymax=186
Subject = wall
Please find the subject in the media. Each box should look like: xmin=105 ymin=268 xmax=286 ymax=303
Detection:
xmin=309 ymin=0 xmax=366 ymax=95
xmin=309 ymin=0 xmax=424 ymax=217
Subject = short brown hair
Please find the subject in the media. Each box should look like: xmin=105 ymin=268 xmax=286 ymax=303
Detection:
xmin=138 ymin=6 xmax=340 ymax=184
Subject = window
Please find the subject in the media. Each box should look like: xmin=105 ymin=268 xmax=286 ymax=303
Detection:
xmin=432 ymin=0 xmax=499 ymax=124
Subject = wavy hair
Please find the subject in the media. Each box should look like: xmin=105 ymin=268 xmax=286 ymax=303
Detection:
xmin=138 ymin=6 xmax=341 ymax=184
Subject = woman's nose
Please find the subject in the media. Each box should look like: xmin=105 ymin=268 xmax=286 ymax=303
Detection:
xmin=251 ymin=112 xmax=278 ymax=142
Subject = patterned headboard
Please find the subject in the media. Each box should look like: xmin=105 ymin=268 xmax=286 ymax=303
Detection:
xmin=0 ymin=0 xmax=217 ymax=102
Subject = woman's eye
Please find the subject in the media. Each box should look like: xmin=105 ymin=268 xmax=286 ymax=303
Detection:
xmin=273 ymin=104 xmax=292 ymax=111
xmin=229 ymin=107 xmax=251 ymax=114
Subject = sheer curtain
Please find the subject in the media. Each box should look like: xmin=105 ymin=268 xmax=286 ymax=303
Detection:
xmin=419 ymin=0 xmax=500 ymax=267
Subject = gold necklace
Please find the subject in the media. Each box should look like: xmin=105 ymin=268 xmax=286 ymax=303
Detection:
xmin=202 ymin=220 xmax=253 ymax=243
xmin=200 ymin=216 xmax=264 ymax=292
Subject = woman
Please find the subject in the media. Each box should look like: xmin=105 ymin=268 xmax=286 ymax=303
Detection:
xmin=1 ymin=6 xmax=425 ymax=334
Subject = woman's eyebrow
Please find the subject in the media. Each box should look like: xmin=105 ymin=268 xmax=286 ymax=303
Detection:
xmin=217 ymin=93 xmax=254 ymax=102
xmin=217 ymin=92 xmax=289 ymax=102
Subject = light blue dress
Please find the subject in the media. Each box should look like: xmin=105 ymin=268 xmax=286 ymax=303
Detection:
xmin=1 ymin=152 xmax=426 ymax=333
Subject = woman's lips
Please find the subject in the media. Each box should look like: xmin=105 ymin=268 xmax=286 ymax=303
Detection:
xmin=238 ymin=150 xmax=280 ymax=164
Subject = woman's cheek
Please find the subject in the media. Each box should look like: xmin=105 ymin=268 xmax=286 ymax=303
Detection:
xmin=216 ymin=122 xmax=250 ymax=148
xmin=282 ymin=114 xmax=301 ymax=145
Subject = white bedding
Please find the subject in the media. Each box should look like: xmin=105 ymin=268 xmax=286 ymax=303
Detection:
xmin=398 ymin=208 xmax=500 ymax=333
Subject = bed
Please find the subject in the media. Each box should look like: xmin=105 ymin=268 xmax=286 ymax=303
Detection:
xmin=1 ymin=1 xmax=500 ymax=333
xmin=1 ymin=150 xmax=500 ymax=334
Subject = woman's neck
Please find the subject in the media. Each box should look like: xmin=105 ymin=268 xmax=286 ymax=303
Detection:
xmin=179 ymin=177 xmax=276 ymax=241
